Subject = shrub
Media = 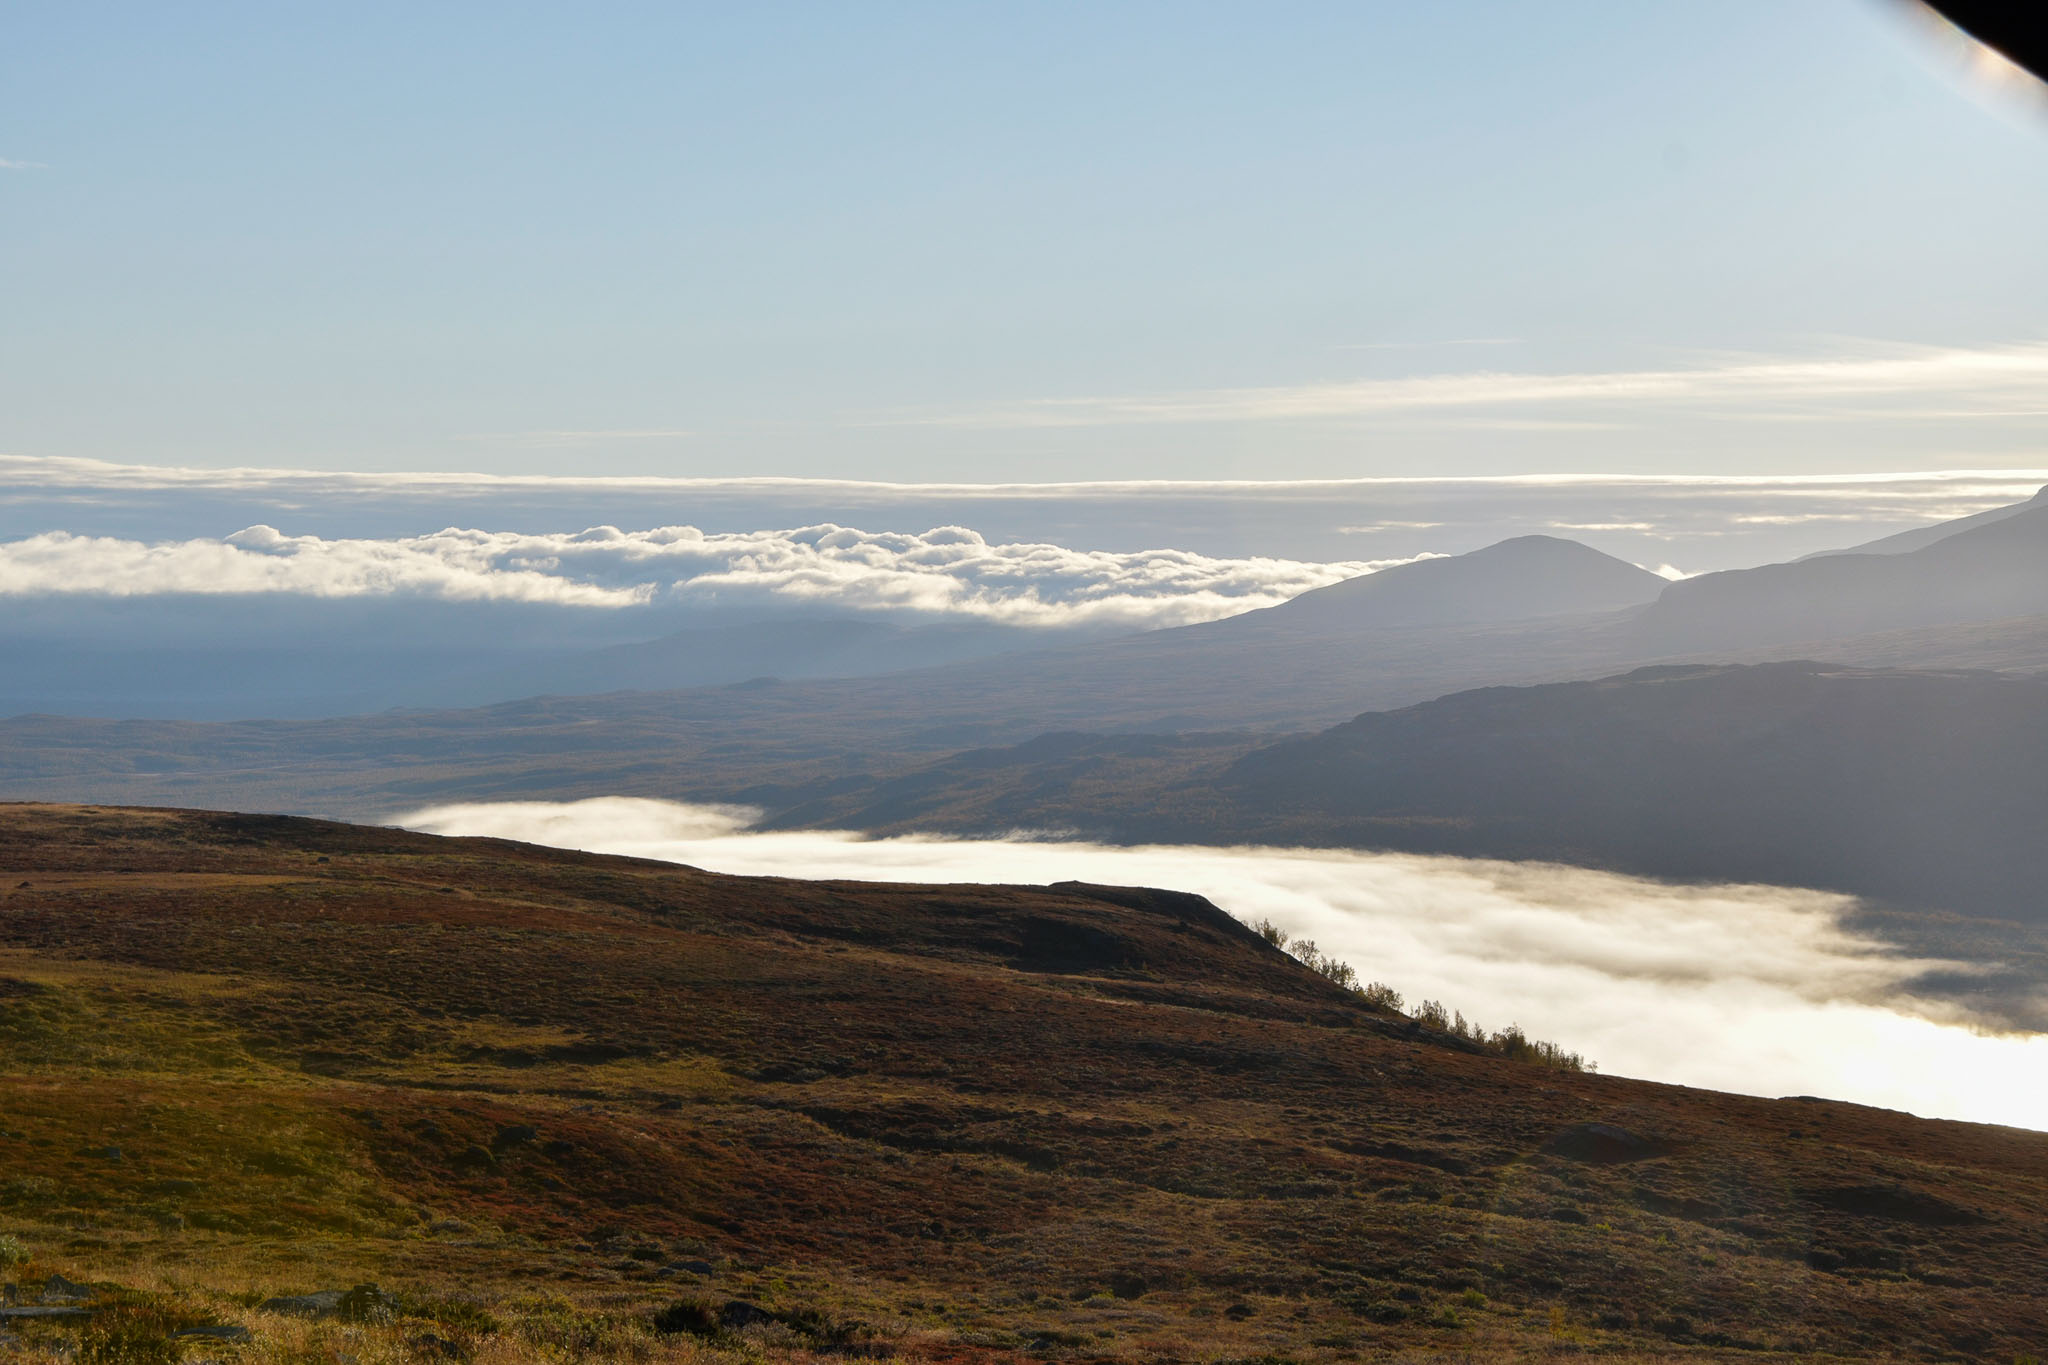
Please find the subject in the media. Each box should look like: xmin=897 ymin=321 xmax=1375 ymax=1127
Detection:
xmin=0 ymin=1233 xmax=27 ymax=1265
xmin=1287 ymin=940 xmax=1357 ymax=990
xmin=403 ymin=1293 xmax=502 ymax=1336
xmin=1236 ymin=917 xmax=1588 ymax=1070
xmin=651 ymin=1297 xmax=725 ymax=1339
xmin=79 ymin=1302 xmax=184 ymax=1365
xmin=1358 ymin=981 xmax=1404 ymax=1012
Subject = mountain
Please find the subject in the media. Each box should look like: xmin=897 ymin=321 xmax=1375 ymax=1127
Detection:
xmin=787 ymin=661 xmax=2048 ymax=929
xmin=1276 ymin=534 xmax=1668 ymax=627
xmin=1220 ymin=662 xmax=2048 ymax=920
xmin=1802 ymin=484 xmax=2048 ymax=559
xmin=1634 ymin=502 xmax=2048 ymax=651
xmin=16 ymin=525 xmax=2048 ymax=823
xmin=0 ymin=536 xmax=1684 ymax=816
xmin=756 ymin=663 xmax=2048 ymax=1027
xmin=2 ymin=803 xmax=2044 ymax=1361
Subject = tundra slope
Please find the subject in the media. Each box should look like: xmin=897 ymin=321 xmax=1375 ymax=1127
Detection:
xmin=0 ymin=804 xmax=2045 ymax=1362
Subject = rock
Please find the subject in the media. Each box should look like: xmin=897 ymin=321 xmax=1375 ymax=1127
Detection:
xmin=261 ymin=1290 xmax=348 ymax=1318
xmin=41 ymin=1274 xmax=93 ymax=1303
xmin=175 ymin=1324 xmax=252 ymax=1343
xmin=1106 ymin=1272 xmax=1147 ymax=1300
xmin=150 ymin=1178 xmax=202 ymax=1196
xmin=1541 ymin=1122 xmax=1666 ymax=1164
xmin=337 ymin=1285 xmax=396 ymax=1324
xmin=658 ymin=1260 xmax=715 ymax=1277
xmin=0 ymin=1306 xmax=89 ymax=1320
xmin=82 ymin=1146 xmax=123 ymax=1163
xmin=719 ymin=1300 xmax=774 ymax=1329
xmin=259 ymin=1284 xmax=395 ymax=1323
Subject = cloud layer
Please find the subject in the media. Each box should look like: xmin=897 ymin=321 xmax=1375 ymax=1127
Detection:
xmin=897 ymin=342 xmax=2048 ymax=430
xmin=0 ymin=523 xmax=1420 ymax=628
xmin=3 ymin=457 xmax=2044 ymax=579
xmin=400 ymin=798 xmax=2048 ymax=1132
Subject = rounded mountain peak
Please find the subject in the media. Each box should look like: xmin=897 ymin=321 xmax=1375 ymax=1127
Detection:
xmin=1279 ymin=534 xmax=1668 ymax=629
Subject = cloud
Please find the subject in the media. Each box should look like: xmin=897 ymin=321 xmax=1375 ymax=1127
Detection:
xmin=1331 ymin=338 xmax=1521 ymax=351
xmin=0 ymin=158 xmax=45 ymax=171
xmin=455 ymin=429 xmax=697 ymax=448
xmin=887 ymin=341 xmax=2048 ymax=430
xmin=397 ymin=798 xmax=2048 ymax=1133
xmin=2 ymin=454 xmax=2044 ymax=501
xmin=3 ymin=456 xmax=2043 ymax=580
xmin=0 ymin=523 xmax=1424 ymax=628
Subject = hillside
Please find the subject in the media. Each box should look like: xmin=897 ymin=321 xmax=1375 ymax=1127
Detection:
xmin=763 ymin=663 xmax=2048 ymax=1026
xmin=1802 ymin=484 xmax=2048 ymax=559
xmin=762 ymin=663 xmax=2048 ymax=914
xmin=1635 ymin=502 xmax=2048 ymax=650
xmin=1 ymin=803 xmax=2045 ymax=1362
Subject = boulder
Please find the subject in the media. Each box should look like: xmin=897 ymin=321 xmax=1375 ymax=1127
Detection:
xmin=260 ymin=1284 xmax=395 ymax=1323
xmin=41 ymin=1274 xmax=93 ymax=1303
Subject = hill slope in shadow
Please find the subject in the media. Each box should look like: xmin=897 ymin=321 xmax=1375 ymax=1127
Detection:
xmin=1636 ymin=501 xmax=2048 ymax=651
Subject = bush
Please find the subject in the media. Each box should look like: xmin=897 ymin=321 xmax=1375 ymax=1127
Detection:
xmin=1236 ymin=917 xmax=1589 ymax=1070
xmin=1358 ymin=981 xmax=1404 ymax=1012
xmin=79 ymin=1302 xmax=184 ymax=1365
xmin=1287 ymin=939 xmax=1358 ymax=990
xmin=651 ymin=1297 xmax=725 ymax=1339
xmin=0 ymin=1233 xmax=27 ymax=1265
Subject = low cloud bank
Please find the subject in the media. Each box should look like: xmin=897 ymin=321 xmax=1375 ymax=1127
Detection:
xmin=0 ymin=524 xmax=1418 ymax=629
xmin=402 ymin=797 xmax=2048 ymax=1132
xmin=3 ymin=458 xmax=2044 ymax=576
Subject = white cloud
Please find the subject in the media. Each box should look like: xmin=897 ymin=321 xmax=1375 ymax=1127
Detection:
xmin=0 ymin=158 xmax=45 ymax=171
xmin=4 ymin=454 xmax=2045 ymax=501
xmin=1331 ymin=337 xmax=1521 ymax=351
xmin=397 ymin=798 xmax=2048 ymax=1133
xmin=455 ymin=428 xmax=697 ymax=447
xmin=888 ymin=341 xmax=2048 ymax=430
xmin=0 ymin=523 xmax=1424 ymax=628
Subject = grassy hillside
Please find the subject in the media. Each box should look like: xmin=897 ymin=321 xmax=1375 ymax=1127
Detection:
xmin=0 ymin=804 xmax=2044 ymax=1362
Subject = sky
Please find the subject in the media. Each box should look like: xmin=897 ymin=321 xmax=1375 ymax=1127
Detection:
xmin=401 ymin=798 xmax=2048 ymax=1132
xmin=4 ymin=1 xmax=2046 ymax=484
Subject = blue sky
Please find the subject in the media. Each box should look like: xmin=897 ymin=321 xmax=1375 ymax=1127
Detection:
xmin=3 ymin=1 xmax=2044 ymax=481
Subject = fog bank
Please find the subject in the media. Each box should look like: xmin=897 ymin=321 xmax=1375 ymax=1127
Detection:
xmin=0 ymin=523 xmax=1416 ymax=630
xmin=401 ymin=798 xmax=2048 ymax=1133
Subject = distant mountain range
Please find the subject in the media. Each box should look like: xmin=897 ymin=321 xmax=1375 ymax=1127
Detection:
xmin=755 ymin=661 xmax=2048 ymax=920
xmin=7 ymin=489 xmax=2048 ymax=985
xmin=1635 ymin=497 xmax=2048 ymax=651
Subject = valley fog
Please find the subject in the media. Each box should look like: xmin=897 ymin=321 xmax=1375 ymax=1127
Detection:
xmin=403 ymin=796 xmax=2048 ymax=1134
